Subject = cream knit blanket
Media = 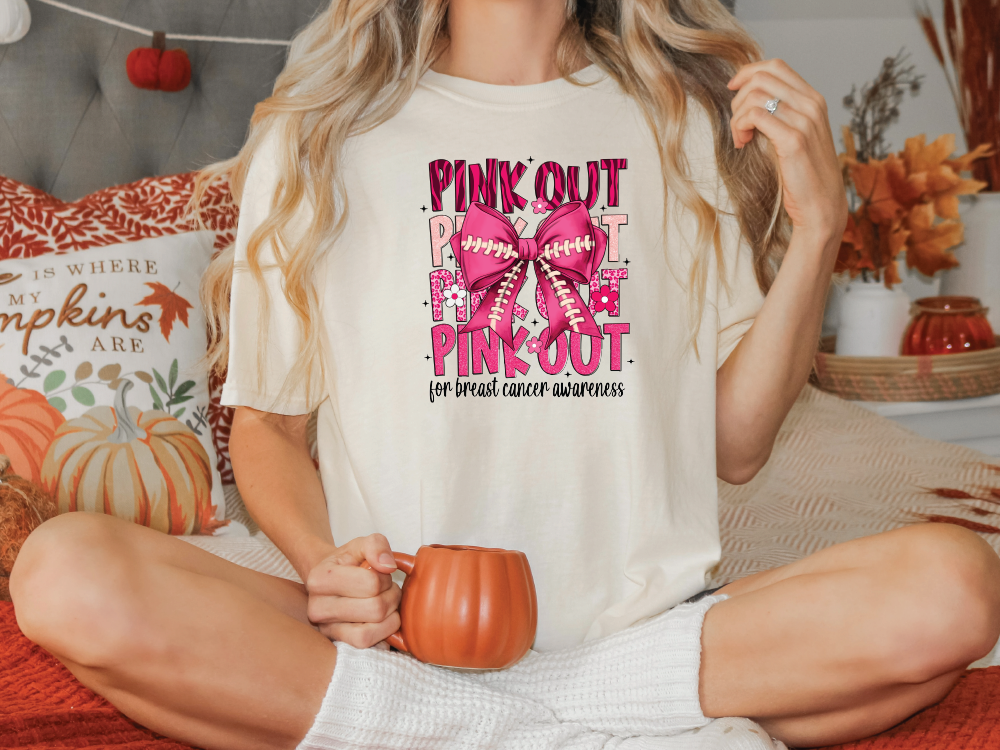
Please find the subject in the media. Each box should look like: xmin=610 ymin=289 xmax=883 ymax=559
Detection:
xmin=182 ymin=385 xmax=1000 ymax=748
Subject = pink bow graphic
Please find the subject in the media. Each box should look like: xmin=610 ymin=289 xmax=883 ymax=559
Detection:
xmin=450 ymin=201 xmax=607 ymax=350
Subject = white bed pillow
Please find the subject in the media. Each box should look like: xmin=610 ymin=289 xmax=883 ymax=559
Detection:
xmin=0 ymin=174 xmax=242 ymax=535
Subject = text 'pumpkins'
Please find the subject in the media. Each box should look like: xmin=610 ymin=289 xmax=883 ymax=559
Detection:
xmin=41 ymin=380 xmax=223 ymax=535
xmin=0 ymin=378 xmax=65 ymax=485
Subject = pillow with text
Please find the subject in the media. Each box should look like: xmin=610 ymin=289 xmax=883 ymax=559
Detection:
xmin=0 ymin=175 xmax=241 ymax=535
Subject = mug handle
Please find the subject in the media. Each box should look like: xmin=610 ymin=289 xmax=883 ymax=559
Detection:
xmin=362 ymin=551 xmax=415 ymax=653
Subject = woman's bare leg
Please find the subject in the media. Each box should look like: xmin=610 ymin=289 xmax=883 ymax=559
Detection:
xmin=700 ymin=523 xmax=1000 ymax=747
xmin=10 ymin=512 xmax=336 ymax=750
xmin=12 ymin=515 xmax=1000 ymax=749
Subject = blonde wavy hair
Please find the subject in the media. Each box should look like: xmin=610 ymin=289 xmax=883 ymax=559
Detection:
xmin=193 ymin=0 xmax=787 ymax=403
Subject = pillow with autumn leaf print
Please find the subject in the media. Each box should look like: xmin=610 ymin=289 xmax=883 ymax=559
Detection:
xmin=0 ymin=174 xmax=244 ymax=536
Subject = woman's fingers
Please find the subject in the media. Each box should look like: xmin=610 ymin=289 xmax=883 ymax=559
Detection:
xmin=732 ymin=91 xmax=814 ymax=148
xmin=335 ymin=533 xmax=397 ymax=574
xmin=730 ymin=70 xmax=801 ymax=115
xmin=728 ymin=58 xmax=814 ymax=98
xmin=307 ymin=582 xmax=402 ymax=625
xmin=303 ymin=534 xmax=405 ymax=649
xmin=306 ymin=532 xmax=400 ymax=598
xmin=728 ymin=58 xmax=847 ymax=238
xmin=319 ymin=611 xmax=402 ymax=650
xmin=731 ymin=105 xmax=808 ymax=157
xmin=359 ymin=533 xmax=398 ymax=573
xmin=306 ymin=561 xmax=393 ymax=598
xmin=729 ymin=66 xmax=831 ymax=153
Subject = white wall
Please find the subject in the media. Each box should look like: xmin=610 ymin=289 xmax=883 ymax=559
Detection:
xmin=735 ymin=0 xmax=965 ymax=157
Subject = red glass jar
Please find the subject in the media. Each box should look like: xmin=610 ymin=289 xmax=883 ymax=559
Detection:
xmin=901 ymin=296 xmax=996 ymax=355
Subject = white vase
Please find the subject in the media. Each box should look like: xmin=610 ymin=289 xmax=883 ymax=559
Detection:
xmin=941 ymin=192 xmax=1000 ymax=332
xmin=835 ymin=278 xmax=912 ymax=357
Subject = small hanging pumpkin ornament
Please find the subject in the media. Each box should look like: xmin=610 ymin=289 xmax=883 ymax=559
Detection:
xmin=0 ymin=0 xmax=30 ymax=45
xmin=126 ymin=31 xmax=192 ymax=92
xmin=0 ymin=454 xmax=57 ymax=602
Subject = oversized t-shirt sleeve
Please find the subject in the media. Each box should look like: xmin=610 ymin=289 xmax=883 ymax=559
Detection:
xmin=683 ymin=99 xmax=767 ymax=369
xmin=219 ymin=130 xmax=327 ymax=415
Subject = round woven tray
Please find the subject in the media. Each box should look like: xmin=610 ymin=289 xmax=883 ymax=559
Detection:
xmin=810 ymin=336 xmax=1000 ymax=402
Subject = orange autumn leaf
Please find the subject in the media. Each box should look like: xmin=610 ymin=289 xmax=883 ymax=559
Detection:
xmin=884 ymin=155 xmax=926 ymax=209
xmin=835 ymin=213 xmax=861 ymax=274
xmin=836 ymin=213 xmax=877 ymax=277
xmin=853 ymin=213 xmax=879 ymax=272
xmin=850 ymin=160 xmax=903 ymax=223
xmin=878 ymin=218 xmax=907 ymax=286
xmin=935 ymin=194 xmax=961 ymax=220
xmin=930 ymin=168 xmax=989 ymax=220
xmin=882 ymin=252 xmax=903 ymax=287
xmin=903 ymin=133 xmax=956 ymax=174
xmin=926 ymin=164 xmax=962 ymax=193
xmin=137 ymin=282 xmax=193 ymax=342
xmin=885 ymin=218 xmax=910 ymax=260
xmin=905 ymin=203 xmax=963 ymax=276
xmin=946 ymin=143 xmax=994 ymax=174
xmin=838 ymin=131 xmax=990 ymax=285
xmin=897 ymin=139 xmax=988 ymax=218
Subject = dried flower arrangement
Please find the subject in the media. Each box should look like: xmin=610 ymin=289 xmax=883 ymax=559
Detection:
xmin=842 ymin=51 xmax=924 ymax=163
xmin=917 ymin=0 xmax=1000 ymax=190
xmin=836 ymin=53 xmax=992 ymax=286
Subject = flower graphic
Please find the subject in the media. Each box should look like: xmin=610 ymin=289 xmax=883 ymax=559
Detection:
xmin=531 ymin=198 xmax=552 ymax=214
xmin=444 ymin=284 xmax=466 ymax=308
xmin=526 ymin=331 xmax=548 ymax=354
xmin=592 ymin=285 xmax=618 ymax=313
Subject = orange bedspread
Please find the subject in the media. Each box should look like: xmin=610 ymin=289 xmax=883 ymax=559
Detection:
xmin=0 ymin=602 xmax=192 ymax=749
xmin=1 ymin=600 xmax=998 ymax=750
xmin=823 ymin=667 xmax=1000 ymax=750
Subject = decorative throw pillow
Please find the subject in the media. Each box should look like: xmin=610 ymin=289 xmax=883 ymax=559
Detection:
xmin=0 ymin=175 xmax=241 ymax=535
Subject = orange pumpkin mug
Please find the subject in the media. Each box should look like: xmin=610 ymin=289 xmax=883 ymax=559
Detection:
xmin=373 ymin=545 xmax=537 ymax=670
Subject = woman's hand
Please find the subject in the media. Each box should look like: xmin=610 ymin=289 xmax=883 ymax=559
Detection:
xmin=728 ymin=59 xmax=848 ymax=247
xmin=305 ymin=533 xmax=402 ymax=649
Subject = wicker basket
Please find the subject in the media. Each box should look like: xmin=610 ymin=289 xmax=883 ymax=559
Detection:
xmin=810 ymin=336 xmax=1000 ymax=402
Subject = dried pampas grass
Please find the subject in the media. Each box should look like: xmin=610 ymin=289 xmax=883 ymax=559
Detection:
xmin=917 ymin=0 xmax=1000 ymax=190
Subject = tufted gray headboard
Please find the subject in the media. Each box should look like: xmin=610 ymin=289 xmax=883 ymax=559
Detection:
xmin=0 ymin=0 xmax=327 ymax=201
xmin=1 ymin=0 xmax=736 ymax=201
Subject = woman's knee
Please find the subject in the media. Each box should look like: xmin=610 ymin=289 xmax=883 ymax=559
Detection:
xmin=885 ymin=523 xmax=1000 ymax=681
xmin=10 ymin=512 xmax=150 ymax=667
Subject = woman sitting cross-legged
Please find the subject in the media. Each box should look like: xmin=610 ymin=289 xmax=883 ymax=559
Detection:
xmin=11 ymin=0 xmax=1000 ymax=748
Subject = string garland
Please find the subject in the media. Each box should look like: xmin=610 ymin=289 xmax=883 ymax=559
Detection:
xmin=31 ymin=0 xmax=293 ymax=46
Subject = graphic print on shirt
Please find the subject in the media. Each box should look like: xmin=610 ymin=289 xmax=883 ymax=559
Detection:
xmin=425 ymin=158 xmax=630 ymax=402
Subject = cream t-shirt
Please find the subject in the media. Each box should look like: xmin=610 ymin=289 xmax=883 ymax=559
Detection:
xmin=221 ymin=66 xmax=765 ymax=651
